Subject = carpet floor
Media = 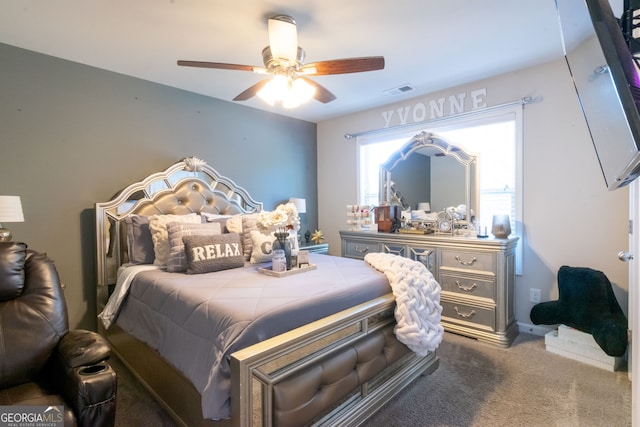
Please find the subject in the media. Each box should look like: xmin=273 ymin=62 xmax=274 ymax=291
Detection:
xmin=112 ymin=331 xmax=631 ymax=426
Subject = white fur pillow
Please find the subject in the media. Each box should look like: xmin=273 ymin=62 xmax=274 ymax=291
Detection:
xmin=225 ymin=215 xmax=243 ymax=234
xmin=149 ymin=213 xmax=201 ymax=266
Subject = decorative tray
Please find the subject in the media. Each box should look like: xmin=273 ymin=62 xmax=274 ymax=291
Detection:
xmin=398 ymin=228 xmax=433 ymax=234
xmin=258 ymin=263 xmax=317 ymax=277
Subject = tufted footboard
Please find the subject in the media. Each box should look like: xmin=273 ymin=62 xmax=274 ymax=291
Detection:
xmin=231 ymin=294 xmax=439 ymax=427
xmin=272 ymin=324 xmax=410 ymax=427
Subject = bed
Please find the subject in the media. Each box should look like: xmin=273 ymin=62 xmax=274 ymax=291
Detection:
xmin=95 ymin=157 xmax=441 ymax=427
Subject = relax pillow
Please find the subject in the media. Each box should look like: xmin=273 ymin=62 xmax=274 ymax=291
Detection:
xmin=166 ymin=221 xmax=222 ymax=272
xmin=183 ymin=233 xmax=244 ymax=274
xmin=124 ymin=214 xmax=155 ymax=264
xmin=0 ymin=241 xmax=27 ymax=301
xmin=149 ymin=213 xmax=201 ymax=267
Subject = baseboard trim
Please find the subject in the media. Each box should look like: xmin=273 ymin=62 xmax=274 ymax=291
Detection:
xmin=517 ymin=322 xmax=554 ymax=337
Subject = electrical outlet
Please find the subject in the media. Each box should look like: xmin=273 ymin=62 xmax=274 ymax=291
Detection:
xmin=530 ymin=288 xmax=541 ymax=303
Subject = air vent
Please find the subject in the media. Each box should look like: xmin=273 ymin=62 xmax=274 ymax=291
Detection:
xmin=384 ymin=84 xmax=415 ymax=96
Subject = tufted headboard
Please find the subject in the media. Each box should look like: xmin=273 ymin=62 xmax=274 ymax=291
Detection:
xmin=95 ymin=156 xmax=262 ymax=287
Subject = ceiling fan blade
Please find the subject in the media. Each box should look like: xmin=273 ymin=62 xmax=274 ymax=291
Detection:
xmin=299 ymin=77 xmax=336 ymax=103
xmin=177 ymin=60 xmax=257 ymax=72
xmin=302 ymin=56 xmax=385 ymax=75
xmin=233 ymin=79 xmax=270 ymax=101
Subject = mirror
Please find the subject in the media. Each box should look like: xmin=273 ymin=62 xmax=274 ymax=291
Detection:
xmin=379 ymin=131 xmax=478 ymax=227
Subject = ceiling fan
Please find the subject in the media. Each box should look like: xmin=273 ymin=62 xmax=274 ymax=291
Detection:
xmin=177 ymin=15 xmax=385 ymax=107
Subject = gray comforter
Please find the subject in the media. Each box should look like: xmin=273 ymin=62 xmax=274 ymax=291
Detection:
xmin=114 ymin=254 xmax=390 ymax=420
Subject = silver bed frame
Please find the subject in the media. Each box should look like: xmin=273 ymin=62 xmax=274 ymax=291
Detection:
xmin=95 ymin=157 xmax=439 ymax=427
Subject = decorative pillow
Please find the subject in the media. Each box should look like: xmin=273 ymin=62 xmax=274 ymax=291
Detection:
xmin=226 ymin=213 xmax=261 ymax=261
xmin=249 ymin=230 xmax=276 ymax=264
xmin=200 ymin=212 xmax=232 ymax=223
xmin=149 ymin=213 xmax=201 ymax=266
xmin=183 ymin=233 xmax=244 ymax=274
xmin=202 ymin=217 xmax=230 ymax=233
xmin=0 ymin=241 xmax=27 ymax=301
xmin=166 ymin=222 xmax=222 ymax=272
xmin=225 ymin=214 xmax=243 ymax=234
xmin=124 ymin=215 xmax=155 ymax=264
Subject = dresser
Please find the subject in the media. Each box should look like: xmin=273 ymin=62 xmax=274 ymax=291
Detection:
xmin=299 ymin=243 xmax=329 ymax=254
xmin=340 ymin=230 xmax=519 ymax=347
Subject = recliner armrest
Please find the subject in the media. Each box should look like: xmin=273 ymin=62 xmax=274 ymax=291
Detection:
xmin=57 ymin=330 xmax=111 ymax=368
xmin=48 ymin=330 xmax=117 ymax=427
xmin=62 ymin=362 xmax=117 ymax=427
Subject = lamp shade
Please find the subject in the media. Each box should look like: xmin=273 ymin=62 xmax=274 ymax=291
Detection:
xmin=289 ymin=197 xmax=306 ymax=214
xmin=0 ymin=196 xmax=24 ymax=222
xmin=268 ymin=15 xmax=298 ymax=63
xmin=417 ymin=202 xmax=431 ymax=212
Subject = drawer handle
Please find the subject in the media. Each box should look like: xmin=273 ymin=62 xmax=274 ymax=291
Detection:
xmin=354 ymin=245 xmax=369 ymax=254
xmin=456 ymin=281 xmax=477 ymax=292
xmin=455 ymin=255 xmax=477 ymax=266
xmin=454 ymin=306 xmax=476 ymax=318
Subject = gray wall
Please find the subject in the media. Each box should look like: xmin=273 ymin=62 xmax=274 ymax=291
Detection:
xmin=0 ymin=43 xmax=317 ymax=329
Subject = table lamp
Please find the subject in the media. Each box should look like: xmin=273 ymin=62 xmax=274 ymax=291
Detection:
xmin=0 ymin=196 xmax=24 ymax=242
xmin=417 ymin=202 xmax=431 ymax=212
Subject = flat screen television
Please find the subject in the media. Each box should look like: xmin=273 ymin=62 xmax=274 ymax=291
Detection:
xmin=556 ymin=0 xmax=640 ymax=189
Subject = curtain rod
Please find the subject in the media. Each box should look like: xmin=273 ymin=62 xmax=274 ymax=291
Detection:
xmin=344 ymin=96 xmax=532 ymax=140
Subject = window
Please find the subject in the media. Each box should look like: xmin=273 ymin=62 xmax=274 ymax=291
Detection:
xmin=437 ymin=117 xmax=518 ymax=235
xmin=357 ymin=106 xmax=523 ymax=272
xmin=358 ymin=136 xmax=409 ymax=207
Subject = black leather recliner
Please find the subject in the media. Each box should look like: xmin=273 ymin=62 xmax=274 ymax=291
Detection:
xmin=0 ymin=241 xmax=117 ymax=427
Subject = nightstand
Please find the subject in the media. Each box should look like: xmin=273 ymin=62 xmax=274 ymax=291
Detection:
xmin=299 ymin=243 xmax=329 ymax=254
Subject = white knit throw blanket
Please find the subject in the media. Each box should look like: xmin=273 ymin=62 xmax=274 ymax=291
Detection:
xmin=364 ymin=252 xmax=444 ymax=356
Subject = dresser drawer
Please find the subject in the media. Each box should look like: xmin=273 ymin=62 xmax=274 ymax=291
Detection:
xmin=441 ymin=300 xmax=496 ymax=330
xmin=440 ymin=249 xmax=495 ymax=273
xmin=381 ymin=242 xmax=406 ymax=257
xmin=407 ymin=246 xmax=437 ymax=272
xmin=342 ymin=239 xmax=380 ymax=259
xmin=439 ymin=273 xmax=495 ymax=301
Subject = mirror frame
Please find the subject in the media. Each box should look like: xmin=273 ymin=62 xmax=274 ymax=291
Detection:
xmin=379 ymin=131 xmax=478 ymax=222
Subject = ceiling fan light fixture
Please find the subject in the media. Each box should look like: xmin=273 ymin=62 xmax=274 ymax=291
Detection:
xmin=262 ymin=46 xmax=306 ymax=71
xmin=291 ymin=77 xmax=315 ymax=102
xmin=257 ymin=75 xmax=315 ymax=108
xmin=257 ymin=74 xmax=288 ymax=105
xmin=283 ymin=77 xmax=315 ymax=108
xmin=268 ymin=15 xmax=298 ymax=64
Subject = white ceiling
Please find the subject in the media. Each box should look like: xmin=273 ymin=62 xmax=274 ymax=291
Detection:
xmin=0 ymin=0 xmax=601 ymax=123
